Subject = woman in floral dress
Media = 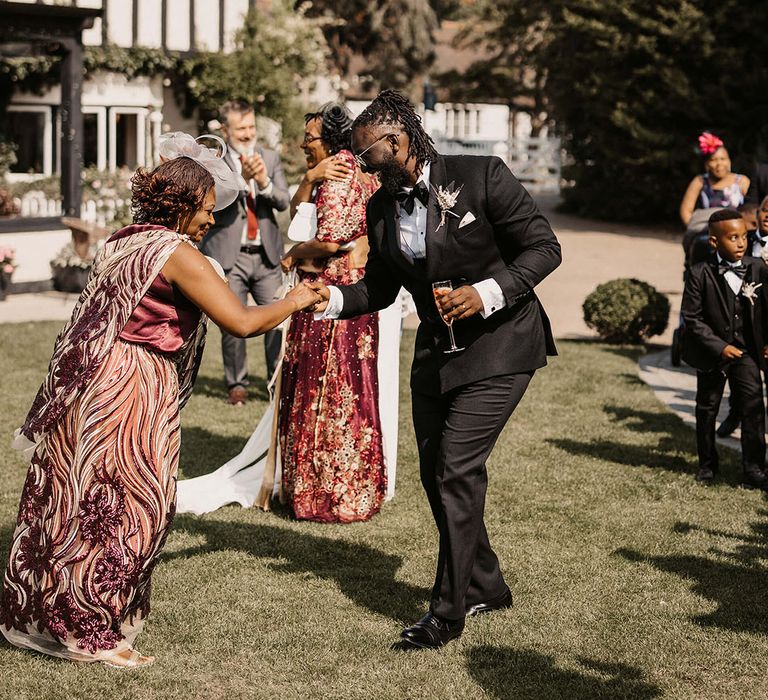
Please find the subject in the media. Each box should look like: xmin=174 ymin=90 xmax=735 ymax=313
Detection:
xmin=280 ymin=103 xmax=386 ymax=523
xmin=0 ymin=138 xmax=319 ymax=668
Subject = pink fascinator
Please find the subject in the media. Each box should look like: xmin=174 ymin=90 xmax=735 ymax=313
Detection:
xmin=698 ymin=132 xmax=724 ymax=156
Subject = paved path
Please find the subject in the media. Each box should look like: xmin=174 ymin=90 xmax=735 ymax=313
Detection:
xmin=536 ymin=195 xmax=684 ymax=344
xmin=638 ymin=349 xmax=740 ymax=452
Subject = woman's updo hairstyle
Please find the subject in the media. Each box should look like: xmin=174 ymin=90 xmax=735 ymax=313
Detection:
xmin=305 ymin=102 xmax=353 ymax=155
xmin=131 ymin=157 xmax=215 ymax=231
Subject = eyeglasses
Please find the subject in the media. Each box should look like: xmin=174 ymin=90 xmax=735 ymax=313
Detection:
xmin=300 ymin=135 xmax=323 ymax=148
xmin=353 ymin=132 xmax=397 ymax=169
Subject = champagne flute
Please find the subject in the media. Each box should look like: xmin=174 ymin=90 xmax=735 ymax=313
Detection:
xmin=432 ymin=280 xmax=465 ymax=354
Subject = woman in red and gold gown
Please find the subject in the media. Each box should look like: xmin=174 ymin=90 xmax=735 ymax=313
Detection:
xmin=279 ymin=103 xmax=386 ymax=523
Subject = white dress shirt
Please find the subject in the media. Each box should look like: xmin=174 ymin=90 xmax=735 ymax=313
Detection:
xmin=232 ymin=148 xmax=273 ymax=247
xmin=318 ymin=164 xmax=507 ymax=320
xmin=717 ymin=253 xmax=746 ymax=295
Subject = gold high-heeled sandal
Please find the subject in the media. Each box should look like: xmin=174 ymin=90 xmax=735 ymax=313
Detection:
xmin=101 ymin=647 xmax=155 ymax=669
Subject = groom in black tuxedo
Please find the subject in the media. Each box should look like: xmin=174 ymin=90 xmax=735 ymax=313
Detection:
xmin=311 ymin=90 xmax=561 ymax=649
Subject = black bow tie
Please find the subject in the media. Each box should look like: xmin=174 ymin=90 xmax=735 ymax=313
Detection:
xmin=396 ymin=181 xmax=430 ymax=215
xmin=718 ymin=261 xmax=747 ymax=278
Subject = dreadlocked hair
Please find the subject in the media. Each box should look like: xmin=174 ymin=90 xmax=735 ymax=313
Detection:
xmin=353 ymin=89 xmax=437 ymax=169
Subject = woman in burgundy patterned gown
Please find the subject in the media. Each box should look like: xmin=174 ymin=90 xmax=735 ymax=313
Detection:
xmin=280 ymin=103 xmax=386 ymax=523
xmin=0 ymin=138 xmax=319 ymax=668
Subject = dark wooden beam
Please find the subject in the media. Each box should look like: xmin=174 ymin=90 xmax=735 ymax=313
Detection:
xmin=218 ymin=0 xmax=225 ymax=51
xmin=189 ymin=0 xmax=195 ymax=50
xmin=161 ymin=0 xmax=167 ymax=50
xmin=102 ymin=0 xmax=109 ymax=45
xmin=60 ymin=37 xmax=83 ymax=218
xmin=132 ymin=0 xmax=138 ymax=47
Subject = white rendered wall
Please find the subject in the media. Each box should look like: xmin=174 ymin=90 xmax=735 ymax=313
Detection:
xmin=195 ymin=1 xmax=221 ymax=51
xmin=137 ymin=0 xmax=163 ymax=48
xmin=106 ymin=0 xmax=133 ymax=48
xmin=165 ymin=0 xmax=191 ymax=51
xmin=2 ymin=229 xmax=71 ymax=284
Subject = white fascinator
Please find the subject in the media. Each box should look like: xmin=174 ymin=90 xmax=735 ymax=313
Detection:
xmin=158 ymin=131 xmax=247 ymax=211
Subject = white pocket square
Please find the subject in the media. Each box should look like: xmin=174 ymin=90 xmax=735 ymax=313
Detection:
xmin=458 ymin=211 xmax=476 ymax=228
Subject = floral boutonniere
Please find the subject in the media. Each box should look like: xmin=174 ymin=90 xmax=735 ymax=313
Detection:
xmin=432 ymin=182 xmax=463 ymax=232
xmin=742 ymin=281 xmax=763 ymax=306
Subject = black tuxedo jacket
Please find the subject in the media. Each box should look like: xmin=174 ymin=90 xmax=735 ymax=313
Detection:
xmin=745 ymin=162 xmax=768 ymax=206
xmin=338 ymin=154 xmax=561 ymax=394
xmin=681 ymin=254 xmax=768 ymax=371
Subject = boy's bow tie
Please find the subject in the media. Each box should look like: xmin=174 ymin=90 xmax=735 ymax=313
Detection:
xmin=397 ymin=181 xmax=429 ymax=215
xmin=718 ymin=261 xmax=747 ymax=278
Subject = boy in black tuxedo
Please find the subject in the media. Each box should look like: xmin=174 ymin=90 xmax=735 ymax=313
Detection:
xmin=681 ymin=208 xmax=768 ymax=489
xmin=716 ymin=201 xmax=761 ymax=437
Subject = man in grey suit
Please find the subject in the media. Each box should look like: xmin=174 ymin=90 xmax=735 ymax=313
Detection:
xmin=199 ymin=100 xmax=290 ymax=404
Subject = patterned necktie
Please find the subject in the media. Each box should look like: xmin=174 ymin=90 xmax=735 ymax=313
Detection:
xmin=240 ymin=155 xmax=259 ymax=241
xmin=396 ymin=181 xmax=430 ymax=215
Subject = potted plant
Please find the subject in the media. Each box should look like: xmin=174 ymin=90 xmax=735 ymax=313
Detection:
xmin=0 ymin=246 xmax=17 ymax=301
xmin=50 ymin=241 xmax=99 ymax=293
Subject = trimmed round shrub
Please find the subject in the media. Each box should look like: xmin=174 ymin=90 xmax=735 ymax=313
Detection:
xmin=583 ymin=278 xmax=670 ymax=344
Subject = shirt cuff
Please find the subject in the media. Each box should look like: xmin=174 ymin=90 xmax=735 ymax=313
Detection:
xmin=313 ymin=285 xmax=343 ymax=320
xmin=258 ymin=178 xmax=273 ymax=197
xmin=473 ymin=278 xmax=506 ymax=319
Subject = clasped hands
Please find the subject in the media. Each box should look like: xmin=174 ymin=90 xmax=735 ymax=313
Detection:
xmin=285 ymin=281 xmax=324 ymax=311
xmin=240 ymin=153 xmax=269 ymax=190
xmin=299 ymin=281 xmax=483 ymax=319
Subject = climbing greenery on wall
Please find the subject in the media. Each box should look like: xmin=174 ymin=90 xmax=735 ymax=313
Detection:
xmin=0 ymin=1 xmax=331 ymax=154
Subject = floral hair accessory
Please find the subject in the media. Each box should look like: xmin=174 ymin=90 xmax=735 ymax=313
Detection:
xmin=698 ymin=132 xmax=724 ymax=156
xmin=158 ymin=132 xmax=247 ymax=211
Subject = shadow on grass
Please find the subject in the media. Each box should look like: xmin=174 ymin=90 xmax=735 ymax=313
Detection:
xmin=547 ymin=437 xmax=694 ymax=473
xmin=0 ymin=521 xmax=16 ymax=571
xmin=604 ymin=404 xmax=689 ymax=435
xmin=178 ymin=426 xmax=251 ymax=479
xmin=547 ymin=401 xmax=705 ymax=476
xmin=167 ymin=515 xmax=429 ymax=624
xmin=465 ymin=646 xmax=661 ymax=699
xmin=616 ymin=507 xmax=768 ymax=635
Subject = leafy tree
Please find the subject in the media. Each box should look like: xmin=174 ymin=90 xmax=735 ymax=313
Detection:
xmin=435 ymin=0 xmax=553 ymax=134
xmin=180 ymin=1 xmax=329 ymax=141
xmin=451 ymin=0 xmax=768 ymax=222
xmin=301 ymin=0 xmax=438 ymax=92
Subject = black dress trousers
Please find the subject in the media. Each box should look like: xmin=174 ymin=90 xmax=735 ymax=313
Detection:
xmin=411 ymin=371 xmax=532 ymax=620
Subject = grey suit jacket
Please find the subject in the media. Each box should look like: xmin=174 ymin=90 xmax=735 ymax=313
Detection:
xmin=199 ymin=145 xmax=289 ymax=269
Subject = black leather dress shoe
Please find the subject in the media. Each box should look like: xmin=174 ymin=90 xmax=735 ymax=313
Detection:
xmin=695 ymin=467 xmax=716 ymax=484
xmin=741 ymin=469 xmax=768 ymax=491
xmin=400 ymin=612 xmax=464 ymax=649
xmin=466 ymin=586 xmax=513 ymax=617
xmin=716 ymin=411 xmax=740 ymax=438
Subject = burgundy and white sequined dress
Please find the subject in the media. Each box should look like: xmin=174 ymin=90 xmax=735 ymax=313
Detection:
xmin=0 ymin=226 xmax=204 ymax=661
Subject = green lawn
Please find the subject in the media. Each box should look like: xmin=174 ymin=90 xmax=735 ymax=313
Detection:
xmin=1 ymin=323 xmax=767 ymax=699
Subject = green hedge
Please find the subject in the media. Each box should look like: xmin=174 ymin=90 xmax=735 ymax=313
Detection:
xmin=583 ymin=278 xmax=670 ymax=344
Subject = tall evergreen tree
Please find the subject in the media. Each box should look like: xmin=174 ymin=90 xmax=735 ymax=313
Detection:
xmin=301 ymin=0 xmax=438 ymax=91
xmin=456 ymin=0 xmax=768 ymax=221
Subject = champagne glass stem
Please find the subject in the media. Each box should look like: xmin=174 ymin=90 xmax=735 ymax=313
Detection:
xmin=447 ymin=324 xmax=459 ymax=351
